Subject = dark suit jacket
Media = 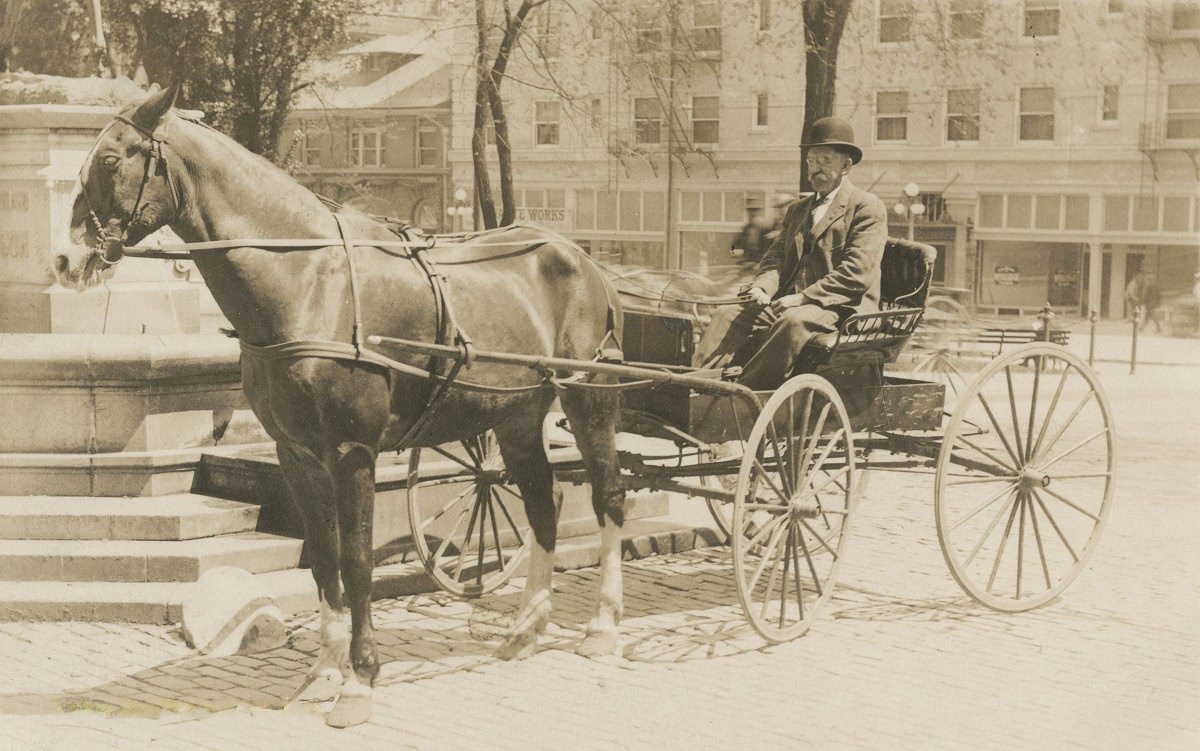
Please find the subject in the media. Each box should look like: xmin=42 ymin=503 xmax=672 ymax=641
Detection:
xmin=750 ymin=179 xmax=888 ymax=318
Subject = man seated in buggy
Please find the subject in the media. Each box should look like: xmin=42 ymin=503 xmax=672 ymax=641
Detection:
xmin=697 ymin=117 xmax=889 ymax=390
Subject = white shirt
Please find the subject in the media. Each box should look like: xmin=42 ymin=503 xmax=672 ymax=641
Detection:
xmin=810 ymin=181 xmax=843 ymax=227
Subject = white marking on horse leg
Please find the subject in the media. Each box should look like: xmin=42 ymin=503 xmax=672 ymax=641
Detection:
xmin=496 ymin=543 xmax=554 ymax=660
xmin=292 ymin=600 xmax=346 ymax=703
xmin=578 ymin=520 xmax=623 ymax=658
xmin=321 ymin=608 xmax=371 ymax=727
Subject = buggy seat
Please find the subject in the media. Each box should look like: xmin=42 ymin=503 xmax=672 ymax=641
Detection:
xmin=794 ymin=238 xmax=937 ymax=373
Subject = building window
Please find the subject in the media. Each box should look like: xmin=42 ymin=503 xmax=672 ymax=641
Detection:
xmin=636 ymin=8 xmax=662 ymax=52
xmin=950 ymin=0 xmax=984 ymax=38
xmin=1107 ymin=0 xmax=1124 ymax=14
xmin=691 ymin=96 xmax=719 ymax=144
xmin=875 ymin=91 xmax=908 ymax=141
xmin=535 ymin=3 xmax=560 ymax=58
xmin=879 ymin=0 xmax=912 ymax=43
xmin=758 ymin=0 xmax=771 ymax=31
xmin=634 ymin=97 xmax=662 ymax=144
xmin=1101 ymin=85 xmax=1119 ymax=121
xmin=753 ymin=93 xmax=769 ymax=129
xmin=1024 ymin=0 xmax=1059 ymax=37
xmin=535 ymin=101 xmax=560 ymax=146
xmin=417 ymin=126 xmax=440 ymax=168
xmin=1166 ymin=83 xmax=1200 ymax=139
xmin=947 ymin=88 xmax=980 ymax=141
xmin=1172 ymin=1 xmax=1200 ymax=31
xmin=350 ymin=127 xmax=383 ymax=167
xmin=1019 ymin=87 xmax=1055 ymax=141
xmin=693 ymin=1 xmax=721 ymax=54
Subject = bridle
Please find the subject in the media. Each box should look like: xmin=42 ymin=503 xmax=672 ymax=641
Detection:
xmin=79 ymin=113 xmax=182 ymax=267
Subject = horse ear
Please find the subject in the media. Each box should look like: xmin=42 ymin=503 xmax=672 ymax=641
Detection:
xmin=131 ymin=81 xmax=180 ymax=130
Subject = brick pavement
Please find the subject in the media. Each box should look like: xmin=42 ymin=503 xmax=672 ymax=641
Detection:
xmin=0 ymin=362 xmax=1195 ymax=750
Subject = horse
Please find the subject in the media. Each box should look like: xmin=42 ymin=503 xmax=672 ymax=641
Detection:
xmin=55 ymin=83 xmax=628 ymax=728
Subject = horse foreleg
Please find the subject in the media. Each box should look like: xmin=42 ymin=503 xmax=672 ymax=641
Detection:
xmin=560 ymin=390 xmax=625 ymax=658
xmin=277 ymin=443 xmax=345 ymax=703
xmin=326 ymin=441 xmax=379 ymax=729
xmin=494 ymin=406 xmax=557 ymax=661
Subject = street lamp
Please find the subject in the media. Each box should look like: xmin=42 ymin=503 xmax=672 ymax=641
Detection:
xmin=892 ymin=182 xmax=925 ymax=241
xmin=445 ymin=187 xmax=472 ymax=232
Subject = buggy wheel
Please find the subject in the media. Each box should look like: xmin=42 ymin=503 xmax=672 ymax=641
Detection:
xmin=407 ymin=432 xmax=532 ymax=598
xmin=935 ymin=344 xmax=1115 ymax=612
xmin=912 ymin=348 xmax=969 ymax=407
xmin=732 ymin=375 xmax=856 ymax=643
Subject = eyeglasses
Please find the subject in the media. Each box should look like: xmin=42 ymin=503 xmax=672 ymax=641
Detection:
xmin=805 ymin=154 xmax=845 ymax=168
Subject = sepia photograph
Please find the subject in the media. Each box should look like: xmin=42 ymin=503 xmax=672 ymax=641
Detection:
xmin=0 ymin=0 xmax=1195 ymax=748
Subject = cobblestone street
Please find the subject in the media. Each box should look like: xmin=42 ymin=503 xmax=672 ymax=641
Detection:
xmin=0 ymin=360 xmax=1196 ymax=750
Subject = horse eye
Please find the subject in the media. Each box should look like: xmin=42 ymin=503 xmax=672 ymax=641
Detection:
xmin=101 ymin=155 xmax=120 ymax=169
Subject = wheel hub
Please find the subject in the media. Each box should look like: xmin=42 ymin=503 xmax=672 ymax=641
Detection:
xmin=788 ymin=497 xmax=821 ymax=520
xmin=1019 ymin=466 xmax=1051 ymax=489
xmin=476 ymin=469 xmax=505 ymax=485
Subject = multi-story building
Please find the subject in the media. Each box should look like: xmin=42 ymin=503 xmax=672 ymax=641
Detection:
xmin=279 ymin=1 xmax=452 ymax=232
xmin=443 ymin=0 xmax=1199 ymax=319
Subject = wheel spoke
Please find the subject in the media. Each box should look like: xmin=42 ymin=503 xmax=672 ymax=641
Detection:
xmin=431 ymin=445 xmax=478 ymax=472
xmin=796 ymin=518 xmax=839 ymax=559
xmin=417 ymin=484 xmax=475 ymax=532
xmin=752 ymin=458 xmax=792 ymax=506
xmin=475 ymin=488 xmax=488 ymax=585
xmin=757 ymin=524 xmax=789 ymax=620
xmin=1031 ymin=391 xmax=1095 ymax=465
xmin=951 ymin=433 xmax=1018 ymax=474
xmin=1016 ymin=492 xmax=1027 ymax=599
xmin=452 ymin=492 xmax=484 ymax=583
xmin=415 ymin=474 xmax=482 ymax=489
xmin=800 ymin=425 xmax=842 ymax=493
xmin=432 ymin=507 xmax=470 ymax=562
xmin=492 ymin=488 xmax=526 ymax=548
xmin=1038 ymin=484 xmax=1102 ymax=522
xmin=743 ymin=511 xmax=788 ymax=553
xmin=947 ymin=475 xmax=1019 ymax=486
xmin=1031 ymin=489 xmax=1079 ymax=562
xmin=1026 ymin=492 xmax=1053 ymax=589
xmin=799 ymin=403 xmax=833 ymax=485
xmin=488 ymin=488 xmax=506 ymax=571
xmin=765 ymin=423 xmax=791 ymax=497
xmin=964 ymin=492 xmax=1017 ymax=566
xmin=791 ymin=529 xmax=805 ymax=620
xmin=795 ymin=524 xmax=823 ymax=597
xmin=1025 ymin=355 xmax=1043 ymax=463
xmin=951 ymin=480 xmax=1020 ymax=532
xmin=778 ymin=531 xmax=792 ymax=628
xmin=1004 ymin=366 xmax=1027 ymax=463
xmin=985 ymin=494 xmax=1022 ymax=593
xmin=799 ymin=464 xmax=851 ymax=502
xmin=1038 ymin=429 xmax=1108 ymax=473
xmin=1030 ymin=365 xmax=1072 ymax=460
xmin=975 ymin=391 xmax=1022 ymax=469
xmin=742 ymin=501 xmax=790 ymax=511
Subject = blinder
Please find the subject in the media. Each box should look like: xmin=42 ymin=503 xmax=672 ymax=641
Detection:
xmin=81 ymin=113 xmax=181 ymax=267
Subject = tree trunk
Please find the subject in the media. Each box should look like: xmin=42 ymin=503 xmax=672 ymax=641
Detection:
xmin=0 ymin=0 xmax=27 ymax=72
xmin=800 ymin=0 xmax=851 ymax=192
xmin=472 ymin=0 xmax=498 ymax=228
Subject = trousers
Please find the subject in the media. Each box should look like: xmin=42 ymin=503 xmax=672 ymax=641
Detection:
xmin=695 ymin=302 xmax=840 ymax=390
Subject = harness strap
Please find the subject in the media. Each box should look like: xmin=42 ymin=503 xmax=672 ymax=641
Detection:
xmin=332 ymin=214 xmax=365 ymax=354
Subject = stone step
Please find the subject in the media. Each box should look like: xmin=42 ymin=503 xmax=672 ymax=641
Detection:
xmin=0 ymin=494 xmax=260 ymax=541
xmin=0 ymin=581 xmax=188 ymax=623
xmin=0 ymin=532 xmax=303 ymax=583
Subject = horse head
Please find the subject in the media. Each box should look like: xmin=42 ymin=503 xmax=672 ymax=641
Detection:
xmin=56 ymin=83 xmax=181 ymax=290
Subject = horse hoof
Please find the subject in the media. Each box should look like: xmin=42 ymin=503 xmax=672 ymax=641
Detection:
xmin=326 ymin=692 xmax=372 ymax=728
xmin=494 ymin=631 xmax=538 ymax=661
xmin=290 ymin=667 xmax=342 ymax=703
xmin=576 ymin=630 xmax=618 ymax=659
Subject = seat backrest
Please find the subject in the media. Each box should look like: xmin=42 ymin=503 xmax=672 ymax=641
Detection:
xmin=880 ymin=238 xmax=937 ymax=309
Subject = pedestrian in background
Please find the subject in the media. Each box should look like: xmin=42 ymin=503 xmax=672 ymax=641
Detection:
xmin=730 ymin=198 xmax=771 ymax=266
xmin=1141 ymin=272 xmax=1162 ymax=333
xmin=1124 ymin=269 xmax=1145 ymax=321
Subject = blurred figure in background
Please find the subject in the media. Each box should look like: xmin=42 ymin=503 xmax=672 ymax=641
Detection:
xmin=729 ymin=197 xmax=772 ymax=267
xmin=1141 ymin=272 xmax=1161 ymax=333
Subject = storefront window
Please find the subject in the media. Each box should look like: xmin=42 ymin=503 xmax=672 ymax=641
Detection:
xmin=1162 ymin=196 xmax=1192 ymax=232
xmin=1006 ymin=194 xmax=1032 ymax=228
xmin=643 ymin=192 xmax=665 ymax=231
xmin=1064 ymin=195 xmax=1089 ymax=230
xmin=1034 ymin=195 xmax=1059 ymax=229
xmin=979 ymin=194 xmax=1004 ymax=227
xmin=620 ymin=191 xmax=641 ymax=231
xmin=1132 ymin=196 xmax=1158 ymax=232
xmin=1103 ymin=195 xmax=1129 ymax=231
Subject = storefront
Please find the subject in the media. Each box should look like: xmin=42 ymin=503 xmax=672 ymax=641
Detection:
xmin=976 ymin=240 xmax=1085 ymax=315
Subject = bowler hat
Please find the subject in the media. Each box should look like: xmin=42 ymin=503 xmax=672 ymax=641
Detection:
xmin=801 ymin=117 xmax=863 ymax=164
